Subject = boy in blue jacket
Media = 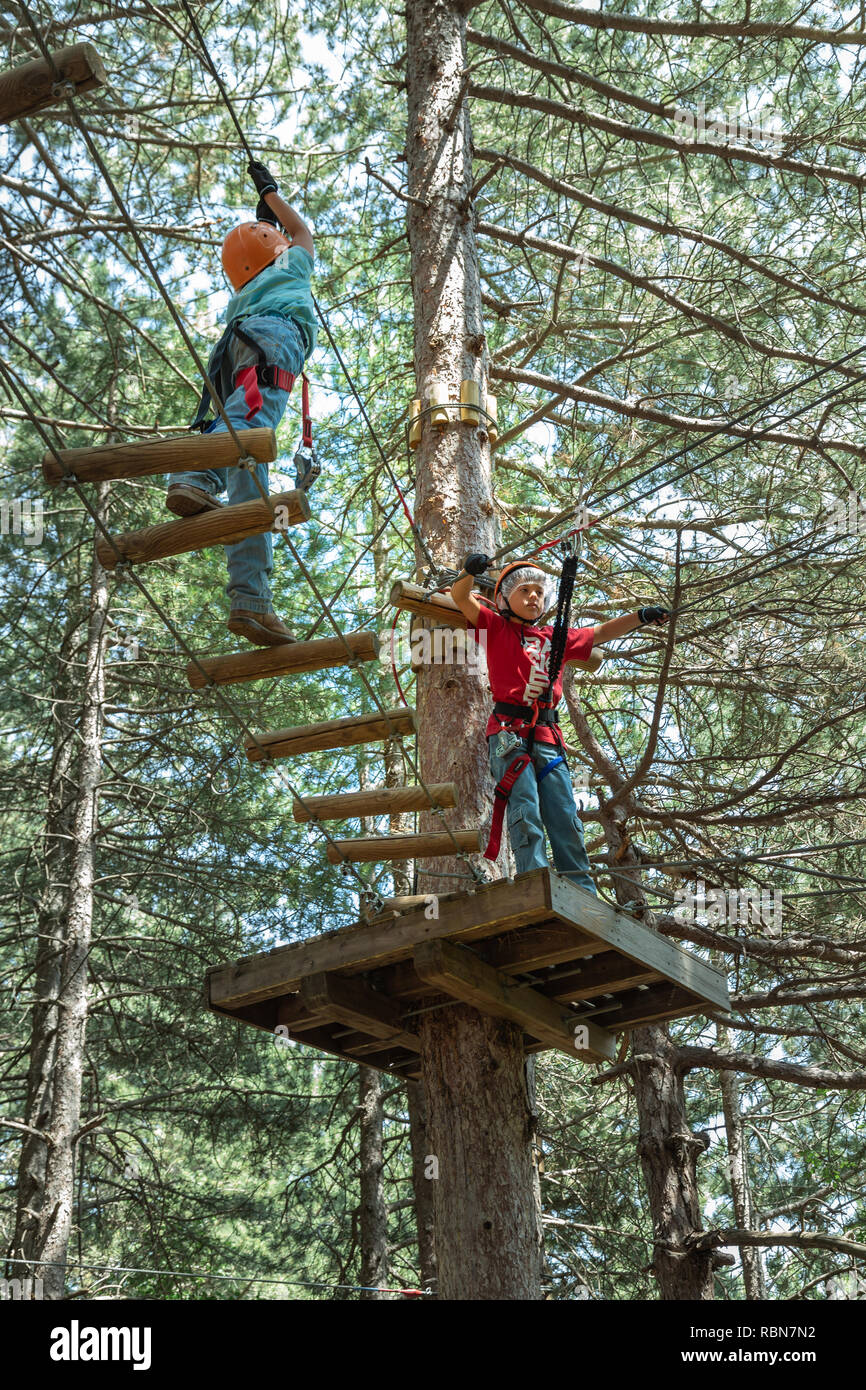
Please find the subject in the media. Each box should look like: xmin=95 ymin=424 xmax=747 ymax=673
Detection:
xmin=167 ymin=160 xmax=315 ymax=647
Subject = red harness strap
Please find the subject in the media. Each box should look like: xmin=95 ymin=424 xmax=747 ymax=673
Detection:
xmin=484 ymin=751 xmax=532 ymax=861
xmin=301 ymin=373 xmax=313 ymax=448
xmin=235 ymin=365 xmax=297 ymax=421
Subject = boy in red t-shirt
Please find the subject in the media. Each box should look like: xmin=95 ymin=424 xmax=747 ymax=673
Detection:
xmin=450 ymin=554 xmax=670 ymax=894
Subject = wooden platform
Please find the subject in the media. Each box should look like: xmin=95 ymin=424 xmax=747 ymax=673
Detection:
xmin=205 ymin=869 xmax=731 ymax=1078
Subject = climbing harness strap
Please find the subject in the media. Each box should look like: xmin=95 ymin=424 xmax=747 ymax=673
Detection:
xmin=536 ymin=754 xmax=565 ymax=783
xmin=189 ymin=321 xmax=306 ymax=431
xmin=484 ymin=750 xmax=532 ymax=861
xmin=493 ymin=700 xmax=560 ymax=728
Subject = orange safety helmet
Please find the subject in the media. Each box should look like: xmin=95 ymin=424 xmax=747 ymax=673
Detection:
xmin=222 ymin=221 xmax=290 ymax=291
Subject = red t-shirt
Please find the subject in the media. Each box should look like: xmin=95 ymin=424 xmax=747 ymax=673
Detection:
xmin=471 ymin=605 xmax=595 ymax=745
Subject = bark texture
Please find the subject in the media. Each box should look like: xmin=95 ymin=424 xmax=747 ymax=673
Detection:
xmin=358 ymin=1066 xmax=390 ymax=1299
xmin=717 ymin=1024 xmax=765 ymax=1299
xmin=10 ymin=485 xmax=110 ymax=1299
xmin=405 ymin=0 xmax=543 ymax=1299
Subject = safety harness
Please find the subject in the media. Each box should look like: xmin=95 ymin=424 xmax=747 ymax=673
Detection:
xmin=189 ymin=321 xmax=319 ymax=490
xmin=483 ymin=553 xmax=579 ymax=862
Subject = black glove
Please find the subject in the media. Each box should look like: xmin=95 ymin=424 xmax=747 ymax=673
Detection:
xmin=463 ymin=553 xmax=491 ymax=577
xmin=248 ymin=159 xmax=278 ymax=196
xmin=638 ymin=605 xmax=671 ymax=626
xmin=255 ymin=194 xmax=279 ymax=226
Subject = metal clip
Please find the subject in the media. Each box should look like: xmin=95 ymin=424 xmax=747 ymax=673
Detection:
xmin=293 ymin=446 xmax=320 ymax=492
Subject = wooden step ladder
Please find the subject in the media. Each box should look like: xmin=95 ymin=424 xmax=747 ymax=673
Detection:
xmin=96 ymin=488 xmax=310 ymax=571
xmin=244 ymin=708 xmax=417 ymax=761
xmin=43 ymin=427 xmax=276 ymax=486
xmin=188 ymin=629 xmax=379 ymax=689
xmin=326 ymin=829 xmax=483 ymax=863
xmin=292 ymin=782 xmax=457 ymax=821
xmin=0 ymin=44 xmax=106 ymax=127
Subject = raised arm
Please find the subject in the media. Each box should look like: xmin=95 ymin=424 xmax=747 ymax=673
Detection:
xmin=248 ymin=160 xmax=314 ymax=258
xmin=592 ymin=605 xmax=670 ymax=645
xmin=263 ymin=190 xmax=314 ymax=258
xmin=450 ymin=570 xmax=483 ymax=627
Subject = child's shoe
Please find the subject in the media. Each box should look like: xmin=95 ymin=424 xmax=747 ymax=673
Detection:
xmin=227 ymin=609 xmax=298 ymax=646
xmin=166 ymin=484 xmax=223 ymax=517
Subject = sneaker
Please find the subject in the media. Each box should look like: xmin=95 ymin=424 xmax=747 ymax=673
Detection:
xmin=166 ymin=484 xmax=223 ymax=517
xmin=227 ymin=609 xmax=298 ymax=647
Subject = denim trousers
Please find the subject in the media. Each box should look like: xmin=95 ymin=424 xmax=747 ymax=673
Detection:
xmin=488 ymin=734 xmax=597 ymax=895
xmin=172 ymin=314 xmax=306 ymax=613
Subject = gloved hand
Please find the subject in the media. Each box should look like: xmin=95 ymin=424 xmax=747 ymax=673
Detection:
xmin=248 ymin=159 xmax=278 ymax=196
xmin=463 ymin=553 xmax=491 ymax=576
xmin=255 ymin=194 xmax=279 ymax=226
xmin=638 ymin=605 xmax=671 ymax=626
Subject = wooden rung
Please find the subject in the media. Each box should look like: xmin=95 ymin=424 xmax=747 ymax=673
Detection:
xmin=244 ymin=707 xmax=417 ymax=761
xmin=326 ymin=829 xmax=483 ymax=864
xmin=389 ymin=578 xmax=606 ymax=673
xmin=0 ymin=44 xmax=106 ymax=127
xmin=96 ymin=489 xmax=310 ymax=571
xmin=188 ymin=629 xmax=379 ymax=690
xmin=292 ymin=781 xmax=457 ymax=822
xmin=42 ymin=427 xmax=276 ymax=486
xmin=390 ymin=579 xmax=471 ymax=628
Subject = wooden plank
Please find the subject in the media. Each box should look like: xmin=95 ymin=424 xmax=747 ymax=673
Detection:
xmin=477 ymin=922 xmax=599 ymax=974
xmin=43 ymin=427 xmax=276 ymax=485
xmin=376 ymin=895 xmax=436 ymax=915
xmin=594 ymin=982 xmax=711 ymax=1030
xmin=390 ymin=579 xmax=472 ymax=627
xmin=326 ymin=828 xmax=482 ymax=864
xmin=268 ymin=1019 xmax=414 ymax=1077
xmin=244 ymin=707 xmax=416 ymax=761
xmin=206 ymin=870 xmax=552 ymax=1008
xmin=188 ymin=629 xmax=379 ymax=690
xmin=373 ymin=922 xmax=600 ymax=1002
xmin=293 ymin=781 xmax=457 ymax=823
xmin=389 ymin=579 xmax=605 ymax=672
xmin=413 ymin=938 xmax=615 ymax=1062
xmin=0 ymin=44 xmax=106 ymax=126
xmin=299 ymin=972 xmax=420 ymax=1051
xmin=96 ymin=488 xmax=310 ymax=570
xmin=548 ymin=873 xmax=730 ymax=1009
xmin=539 ymin=951 xmax=661 ymax=1002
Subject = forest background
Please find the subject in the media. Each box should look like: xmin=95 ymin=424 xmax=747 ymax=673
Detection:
xmin=1 ymin=0 xmax=865 ymax=1301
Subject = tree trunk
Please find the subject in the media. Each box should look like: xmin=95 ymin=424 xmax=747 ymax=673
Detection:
xmin=717 ymin=1024 xmax=765 ymax=1299
xmin=595 ymin=791 xmax=716 ymax=1299
xmin=406 ymin=1080 xmax=437 ymax=1291
xmin=405 ymin=0 xmax=543 ymax=1299
xmin=9 ymin=483 xmax=110 ymax=1299
xmin=358 ymin=1066 xmax=390 ymax=1299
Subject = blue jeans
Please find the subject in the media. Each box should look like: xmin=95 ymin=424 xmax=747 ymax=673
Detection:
xmin=488 ymin=734 xmax=597 ymax=895
xmin=172 ymin=314 xmax=306 ymax=613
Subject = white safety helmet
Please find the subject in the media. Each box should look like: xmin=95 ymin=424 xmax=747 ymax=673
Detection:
xmin=494 ymin=562 xmax=555 ymax=614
